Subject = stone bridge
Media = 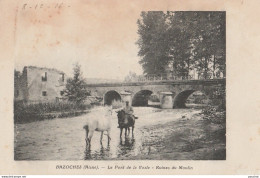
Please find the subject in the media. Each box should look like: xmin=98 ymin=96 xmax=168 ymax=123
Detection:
xmin=86 ymin=79 xmax=225 ymax=109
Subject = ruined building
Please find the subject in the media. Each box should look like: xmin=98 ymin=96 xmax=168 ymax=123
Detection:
xmin=14 ymin=66 xmax=66 ymax=103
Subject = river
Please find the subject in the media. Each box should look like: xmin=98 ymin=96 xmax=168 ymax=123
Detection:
xmin=15 ymin=107 xmax=222 ymax=160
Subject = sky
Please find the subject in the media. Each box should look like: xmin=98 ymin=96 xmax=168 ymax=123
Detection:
xmin=14 ymin=1 xmax=144 ymax=80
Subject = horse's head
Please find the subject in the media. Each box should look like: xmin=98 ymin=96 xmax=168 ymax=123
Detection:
xmin=116 ymin=110 xmax=125 ymax=120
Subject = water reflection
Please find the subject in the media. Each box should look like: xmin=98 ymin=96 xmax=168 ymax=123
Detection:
xmin=84 ymin=136 xmax=136 ymax=160
xmin=84 ymin=142 xmax=111 ymax=160
xmin=84 ymin=147 xmax=92 ymax=160
xmin=117 ymin=137 xmax=136 ymax=158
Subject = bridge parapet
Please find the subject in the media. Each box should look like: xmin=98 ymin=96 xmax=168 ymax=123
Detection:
xmin=85 ymin=78 xmax=225 ymax=87
xmin=127 ymin=72 xmax=225 ymax=83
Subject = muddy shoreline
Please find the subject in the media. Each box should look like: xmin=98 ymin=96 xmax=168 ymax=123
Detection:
xmin=114 ymin=111 xmax=226 ymax=160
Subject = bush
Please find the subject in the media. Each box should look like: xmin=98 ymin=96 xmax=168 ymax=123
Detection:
xmin=14 ymin=101 xmax=91 ymax=123
xmin=14 ymin=101 xmax=90 ymax=113
xmin=202 ymin=105 xmax=226 ymax=125
xmin=149 ymin=95 xmax=160 ymax=102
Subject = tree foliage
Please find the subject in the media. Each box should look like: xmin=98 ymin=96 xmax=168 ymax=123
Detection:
xmin=136 ymin=11 xmax=226 ymax=79
xmin=64 ymin=63 xmax=90 ymax=103
xmin=137 ymin=12 xmax=171 ymax=75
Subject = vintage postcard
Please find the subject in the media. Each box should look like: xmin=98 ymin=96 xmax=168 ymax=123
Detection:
xmin=0 ymin=0 xmax=260 ymax=175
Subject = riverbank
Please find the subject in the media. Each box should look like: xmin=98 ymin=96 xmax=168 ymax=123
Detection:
xmin=14 ymin=110 xmax=90 ymax=124
xmin=117 ymin=110 xmax=226 ymax=160
xmin=14 ymin=101 xmax=92 ymax=124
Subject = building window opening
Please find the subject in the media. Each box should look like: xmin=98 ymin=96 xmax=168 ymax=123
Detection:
xmin=60 ymin=91 xmax=64 ymax=96
xmin=60 ymin=73 xmax=65 ymax=82
xmin=42 ymin=91 xmax=47 ymax=96
xmin=42 ymin=72 xmax=47 ymax=82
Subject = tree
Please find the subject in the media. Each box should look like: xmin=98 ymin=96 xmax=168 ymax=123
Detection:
xmin=136 ymin=11 xmax=226 ymax=79
xmin=191 ymin=12 xmax=226 ymax=79
xmin=124 ymin=71 xmax=138 ymax=82
xmin=167 ymin=11 xmax=194 ymax=78
xmin=137 ymin=11 xmax=171 ymax=75
xmin=64 ymin=63 xmax=90 ymax=104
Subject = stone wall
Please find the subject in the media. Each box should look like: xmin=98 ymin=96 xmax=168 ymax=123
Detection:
xmin=14 ymin=68 xmax=28 ymax=102
xmin=86 ymin=79 xmax=226 ymax=108
xmin=14 ymin=66 xmax=66 ymax=103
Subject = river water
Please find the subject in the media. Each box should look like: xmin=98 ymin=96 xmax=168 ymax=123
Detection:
xmin=14 ymin=107 xmax=201 ymax=160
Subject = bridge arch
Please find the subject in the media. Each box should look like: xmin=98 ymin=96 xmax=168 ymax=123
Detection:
xmin=104 ymin=90 xmax=121 ymax=105
xmin=173 ymin=90 xmax=208 ymax=108
xmin=132 ymin=90 xmax=154 ymax=106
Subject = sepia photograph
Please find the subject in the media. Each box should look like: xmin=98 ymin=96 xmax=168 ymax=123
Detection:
xmin=14 ymin=11 xmax=226 ymax=161
xmin=2 ymin=0 xmax=260 ymax=175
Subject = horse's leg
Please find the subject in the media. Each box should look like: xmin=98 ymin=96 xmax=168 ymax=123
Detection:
xmin=100 ymin=131 xmax=103 ymax=144
xmin=125 ymin=128 xmax=127 ymax=137
xmin=132 ymin=119 xmax=135 ymax=138
xmin=88 ymin=130 xmax=94 ymax=148
xmin=84 ymin=125 xmax=90 ymax=145
xmin=128 ymin=127 xmax=130 ymax=135
xmin=120 ymin=128 xmax=123 ymax=138
xmin=107 ymin=130 xmax=111 ymax=145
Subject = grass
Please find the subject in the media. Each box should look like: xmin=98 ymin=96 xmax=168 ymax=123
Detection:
xmin=14 ymin=101 xmax=92 ymax=124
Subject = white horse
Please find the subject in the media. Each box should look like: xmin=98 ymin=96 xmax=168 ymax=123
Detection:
xmin=83 ymin=106 xmax=112 ymax=148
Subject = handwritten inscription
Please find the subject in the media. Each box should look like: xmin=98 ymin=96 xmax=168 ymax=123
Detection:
xmin=22 ymin=3 xmax=71 ymax=10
